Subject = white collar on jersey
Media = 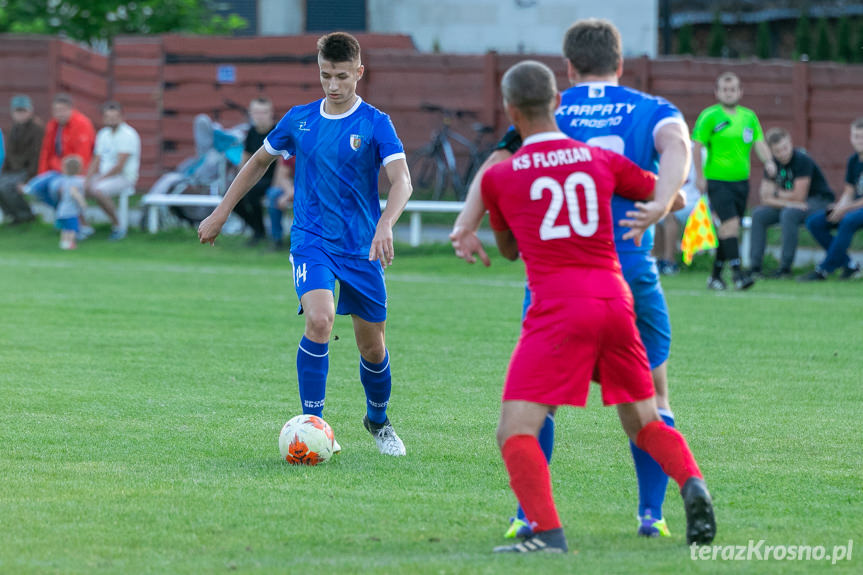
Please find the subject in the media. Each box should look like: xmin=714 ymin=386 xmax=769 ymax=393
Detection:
xmin=319 ymin=96 xmax=363 ymax=119
xmin=522 ymin=132 xmax=570 ymax=146
xmin=576 ymin=80 xmax=618 ymax=88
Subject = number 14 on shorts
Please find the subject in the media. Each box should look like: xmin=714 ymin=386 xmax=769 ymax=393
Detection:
xmin=295 ymin=262 xmax=307 ymax=286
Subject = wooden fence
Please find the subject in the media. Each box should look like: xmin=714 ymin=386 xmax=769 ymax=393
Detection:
xmin=2 ymin=34 xmax=862 ymax=197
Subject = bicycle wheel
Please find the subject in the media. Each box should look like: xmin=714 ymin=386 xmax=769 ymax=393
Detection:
xmin=408 ymin=148 xmax=446 ymax=200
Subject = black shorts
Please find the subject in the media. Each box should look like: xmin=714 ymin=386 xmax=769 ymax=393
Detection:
xmin=707 ymin=180 xmax=749 ymax=222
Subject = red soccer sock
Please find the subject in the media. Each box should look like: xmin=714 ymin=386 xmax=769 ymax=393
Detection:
xmin=501 ymin=434 xmax=561 ymax=533
xmin=636 ymin=420 xmax=703 ymax=489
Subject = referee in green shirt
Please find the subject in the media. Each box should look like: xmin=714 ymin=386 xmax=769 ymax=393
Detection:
xmin=693 ymin=72 xmax=776 ymax=290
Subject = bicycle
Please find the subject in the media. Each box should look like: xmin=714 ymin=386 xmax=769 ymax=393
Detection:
xmin=408 ymin=104 xmax=495 ymax=201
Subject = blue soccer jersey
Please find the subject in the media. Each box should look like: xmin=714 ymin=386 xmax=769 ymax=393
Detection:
xmin=554 ymin=82 xmax=686 ymax=254
xmin=264 ymin=97 xmax=405 ymax=257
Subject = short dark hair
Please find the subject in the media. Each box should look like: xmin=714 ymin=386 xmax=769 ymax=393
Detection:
xmin=717 ymin=71 xmax=740 ymax=87
xmin=61 ymin=155 xmax=83 ymax=175
xmin=317 ymin=32 xmax=361 ymax=63
xmin=563 ymin=19 xmax=622 ymax=77
xmin=766 ymin=127 xmax=790 ymax=146
xmin=501 ymin=60 xmax=558 ymax=121
xmin=101 ymin=100 xmax=123 ymax=114
xmin=53 ymin=93 xmax=73 ymax=106
xmin=249 ymin=96 xmax=273 ymax=109
xmin=852 ymin=117 xmax=863 ymax=130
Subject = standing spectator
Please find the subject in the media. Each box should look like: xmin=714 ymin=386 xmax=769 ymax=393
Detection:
xmin=693 ymin=72 xmax=776 ymax=291
xmin=55 ymin=156 xmax=87 ymax=250
xmin=266 ymin=157 xmax=295 ymax=250
xmin=0 ymin=95 xmax=43 ymax=225
xmin=749 ymin=128 xmax=834 ymax=278
xmin=85 ymin=101 xmax=141 ymax=240
xmin=25 ymin=93 xmax=95 ymax=210
xmin=799 ymin=117 xmax=863 ymax=281
xmin=235 ymin=97 xmax=278 ymax=245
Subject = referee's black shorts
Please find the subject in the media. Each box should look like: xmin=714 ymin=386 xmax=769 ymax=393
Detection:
xmin=707 ymin=180 xmax=749 ymax=222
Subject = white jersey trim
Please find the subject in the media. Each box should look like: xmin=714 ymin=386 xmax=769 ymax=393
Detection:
xmin=263 ymin=138 xmax=292 ymax=160
xmin=522 ymin=132 xmax=570 ymax=146
xmin=576 ymin=81 xmax=618 ymax=89
xmin=320 ymin=96 xmax=364 ymax=120
xmin=382 ymin=152 xmax=406 ymax=166
xmin=652 ymin=116 xmax=688 ymax=140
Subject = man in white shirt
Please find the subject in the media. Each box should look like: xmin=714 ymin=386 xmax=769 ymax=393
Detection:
xmin=85 ymin=101 xmax=141 ymax=240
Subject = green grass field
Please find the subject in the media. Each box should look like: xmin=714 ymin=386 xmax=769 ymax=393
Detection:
xmin=1 ymin=224 xmax=861 ymax=574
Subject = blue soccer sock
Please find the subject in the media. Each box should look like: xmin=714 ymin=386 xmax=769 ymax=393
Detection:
xmin=359 ymin=349 xmax=391 ymax=425
xmin=630 ymin=408 xmax=676 ymax=519
xmin=297 ymin=336 xmax=329 ymax=417
xmin=516 ymin=413 xmax=555 ymax=522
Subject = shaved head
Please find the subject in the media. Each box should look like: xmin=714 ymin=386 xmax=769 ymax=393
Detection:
xmin=501 ymin=60 xmax=558 ymax=121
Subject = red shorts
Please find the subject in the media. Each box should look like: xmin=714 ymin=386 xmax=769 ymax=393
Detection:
xmin=502 ymin=295 xmax=655 ymax=407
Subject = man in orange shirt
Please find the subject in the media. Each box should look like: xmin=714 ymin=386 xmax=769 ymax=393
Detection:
xmin=25 ymin=93 xmax=95 ymax=211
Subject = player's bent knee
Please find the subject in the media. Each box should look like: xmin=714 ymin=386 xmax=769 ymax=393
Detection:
xmin=357 ymin=340 xmax=386 ymax=364
xmin=304 ymin=310 xmax=334 ymax=340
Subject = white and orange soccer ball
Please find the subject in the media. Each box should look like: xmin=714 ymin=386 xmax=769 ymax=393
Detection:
xmin=278 ymin=414 xmax=335 ymax=465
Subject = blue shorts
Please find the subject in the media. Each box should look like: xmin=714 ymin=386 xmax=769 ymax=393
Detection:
xmin=290 ymin=244 xmax=387 ymax=323
xmin=619 ymin=253 xmax=671 ymax=370
xmin=55 ymin=217 xmax=79 ymax=232
xmin=522 ymin=253 xmax=671 ymax=370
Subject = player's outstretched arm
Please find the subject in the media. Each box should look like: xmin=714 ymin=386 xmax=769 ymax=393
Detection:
xmin=198 ymin=147 xmax=276 ymax=245
xmin=621 ymin=122 xmax=690 ymax=245
xmin=370 ymin=158 xmax=412 ymax=268
xmin=450 ymin=149 xmax=512 ymax=266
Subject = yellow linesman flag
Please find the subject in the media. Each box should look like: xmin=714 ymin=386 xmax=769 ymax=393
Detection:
xmin=680 ymin=196 xmax=718 ymax=265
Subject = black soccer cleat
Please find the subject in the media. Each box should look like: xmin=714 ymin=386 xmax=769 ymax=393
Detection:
xmin=681 ymin=477 xmax=716 ymax=545
xmin=733 ymin=273 xmax=756 ymax=291
xmin=493 ymin=527 xmax=568 ymax=553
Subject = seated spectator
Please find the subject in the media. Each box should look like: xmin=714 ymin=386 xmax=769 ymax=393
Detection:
xmin=655 ymin=143 xmax=701 ymax=275
xmin=55 ymin=155 xmax=88 ymax=250
xmin=0 ymin=95 xmax=43 ymax=225
xmin=85 ymin=101 xmax=141 ymax=240
xmin=24 ymin=93 xmax=95 ymax=210
xmin=236 ymin=97 xmax=277 ymax=246
xmin=799 ymin=117 xmax=863 ymax=281
xmin=266 ymin=157 xmax=294 ymax=250
xmin=749 ymin=128 xmax=834 ymax=278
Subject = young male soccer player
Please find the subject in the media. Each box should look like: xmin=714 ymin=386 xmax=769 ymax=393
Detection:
xmin=451 ymin=19 xmax=690 ymax=538
xmin=198 ymin=32 xmax=412 ymax=456
xmin=483 ymin=59 xmax=715 ymax=554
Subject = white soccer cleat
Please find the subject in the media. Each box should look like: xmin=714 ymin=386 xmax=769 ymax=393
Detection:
xmin=363 ymin=415 xmax=406 ymax=456
xmin=332 ymin=437 xmax=342 ymax=453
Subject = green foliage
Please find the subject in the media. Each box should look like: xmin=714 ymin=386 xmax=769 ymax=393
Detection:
xmin=0 ymin=0 xmax=246 ymax=47
xmin=813 ymin=17 xmax=834 ymax=61
xmin=794 ymin=11 xmax=812 ymax=60
xmin=837 ymin=16 xmax=853 ymax=62
xmin=677 ymin=23 xmax=693 ymax=55
xmin=756 ymin=20 xmax=771 ymax=59
xmin=856 ymin=18 xmax=863 ymax=63
xmin=708 ymin=12 xmax=726 ymax=58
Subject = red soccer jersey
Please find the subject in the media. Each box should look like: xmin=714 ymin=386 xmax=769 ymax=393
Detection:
xmin=481 ymin=132 xmax=657 ymax=300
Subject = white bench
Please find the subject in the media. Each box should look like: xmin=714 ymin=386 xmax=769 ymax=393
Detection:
xmin=141 ymin=194 xmax=465 ymax=246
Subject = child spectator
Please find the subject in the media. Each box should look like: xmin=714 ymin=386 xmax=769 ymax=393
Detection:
xmin=55 ymin=156 xmax=87 ymax=250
